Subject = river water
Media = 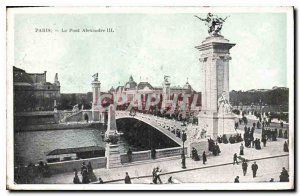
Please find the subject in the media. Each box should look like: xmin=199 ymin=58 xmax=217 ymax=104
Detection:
xmin=14 ymin=128 xmax=104 ymax=165
xmin=14 ymin=128 xmax=139 ymax=166
xmin=14 ymin=118 xmax=180 ymax=166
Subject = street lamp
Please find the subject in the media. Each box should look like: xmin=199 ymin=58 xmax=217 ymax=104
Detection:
xmin=258 ymin=99 xmax=264 ymax=121
xmin=181 ymin=121 xmax=187 ymax=169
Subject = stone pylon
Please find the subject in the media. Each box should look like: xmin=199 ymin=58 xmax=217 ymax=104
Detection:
xmin=91 ymin=77 xmax=101 ymax=122
xmin=196 ymin=35 xmax=238 ymax=140
xmin=105 ymin=104 xmax=121 ymax=169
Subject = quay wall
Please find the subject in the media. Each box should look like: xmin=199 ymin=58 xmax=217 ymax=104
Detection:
xmin=16 ymin=122 xmax=104 ymax=132
xmin=48 ymin=157 xmax=107 ymax=174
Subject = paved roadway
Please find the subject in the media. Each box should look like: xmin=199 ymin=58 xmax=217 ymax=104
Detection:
xmin=111 ymin=155 xmax=289 ymax=184
xmin=36 ymin=129 xmax=291 ymax=184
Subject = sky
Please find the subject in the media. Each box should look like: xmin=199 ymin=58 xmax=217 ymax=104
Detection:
xmin=12 ymin=10 xmax=288 ymax=93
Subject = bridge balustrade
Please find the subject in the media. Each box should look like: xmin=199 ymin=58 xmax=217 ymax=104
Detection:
xmin=120 ymin=147 xmax=187 ymax=164
xmin=156 ymin=147 xmax=187 ymax=159
xmin=120 ymin=150 xmax=151 ymax=163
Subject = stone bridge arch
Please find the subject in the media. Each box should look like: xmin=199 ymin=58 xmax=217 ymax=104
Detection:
xmin=115 ymin=111 xmax=183 ymax=146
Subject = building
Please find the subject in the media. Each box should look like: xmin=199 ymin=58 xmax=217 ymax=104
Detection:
xmin=13 ymin=66 xmax=61 ymax=112
xmin=110 ymin=75 xmax=201 ymax=115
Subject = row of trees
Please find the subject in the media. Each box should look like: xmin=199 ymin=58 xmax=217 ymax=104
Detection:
xmin=229 ymin=88 xmax=289 ymax=111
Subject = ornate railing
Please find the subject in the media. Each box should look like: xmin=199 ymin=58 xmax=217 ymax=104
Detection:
xmin=120 ymin=147 xmax=187 ymax=164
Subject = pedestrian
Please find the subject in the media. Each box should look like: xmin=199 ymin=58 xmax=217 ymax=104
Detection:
xmin=73 ymin=169 xmax=81 ymax=184
xmin=233 ymin=153 xmax=238 ymax=165
xmin=284 ymin=130 xmax=288 ymax=139
xmin=87 ymin=162 xmax=93 ymax=173
xmin=242 ymin=160 xmax=248 ymax=176
xmin=151 ymin=148 xmax=156 ymax=159
xmin=216 ymin=143 xmax=221 ymax=155
xmin=202 ymin=151 xmax=207 ymax=165
xmin=43 ymin=163 xmax=51 ymax=178
xmin=279 ymin=167 xmax=289 ymax=182
xmin=124 ymin=172 xmax=132 ymax=184
xmin=283 ymin=141 xmax=289 ymax=152
xmin=37 ymin=161 xmax=44 ymax=177
xmin=168 ymin=176 xmax=174 ymax=184
xmin=153 ymin=167 xmax=162 ymax=184
xmin=261 ymin=135 xmax=267 ymax=147
xmin=127 ymin=148 xmax=133 ymax=162
xmin=234 ymin=176 xmax=239 ymax=183
xmin=256 ymin=139 xmax=262 ymax=150
xmin=251 ymin=162 xmax=258 ymax=178
xmin=81 ymin=169 xmax=90 ymax=184
xmin=191 ymin=147 xmax=200 ymax=161
xmin=98 ymin=177 xmax=104 ymax=184
xmin=212 ymin=145 xmax=218 ymax=156
xmin=239 ymin=143 xmax=244 ymax=155
xmin=152 ymin=167 xmax=156 ymax=182
xmin=81 ymin=162 xmax=87 ymax=175
xmin=251 ymin=138 xmax=255 ymax=148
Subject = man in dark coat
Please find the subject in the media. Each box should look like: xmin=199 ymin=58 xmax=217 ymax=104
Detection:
xmin=233 ymin=153 xmax=238 ymax=165
xmin=242 ymin=160 xmax=248 ymax=176
xmin=124 ymin=172 xmax=132 ymax=184
xmin=222 ymin=135 xmax=228 ymax=144
xmin=279 ymin=167 xmax=289 ymax=182
xmin=81 ymin=162 xmax=87 ymax=175
xmin=251 ymin=162 xmax=258 ymax=178
xmin=239 ymin=143 xmax=244 ymax=155
xmin=151 ymin=148 xmax=156 ymax=159
xmin=261 ymin=135 xmax=267 ymax=147
xmin=234 ymin=176 xmax=239 ymax=183
xmin=192 ymin=147 xmax=200 ymax=161
xmin=284 ymin=130 xmax=288 ymax=139
xmin=216 ymin=144 xmax=221 ymax=155
xmin=153 ymin=167 xmax=162 ymax=184
xmin=202 ymin=151 xmax=207 ymax=165
xmin=73 ymin=170 xmax=81 ymax=184
xmin=127 ymin=148 xmax=133 ymax=162
xmin=81 ymin=169 xmax=90 ymax=184
xmin=283 ymin=141 xmax=289 ymax=152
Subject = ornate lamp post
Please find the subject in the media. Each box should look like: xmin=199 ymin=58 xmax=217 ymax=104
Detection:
xmin=181 ymin=121 xmax=187 ymax=169
xmin=259 ymin=99 xmax=263 ymax=120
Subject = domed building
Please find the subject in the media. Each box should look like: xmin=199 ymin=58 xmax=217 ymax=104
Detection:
xmin=110 ymin=75 xmax=201 ymax=114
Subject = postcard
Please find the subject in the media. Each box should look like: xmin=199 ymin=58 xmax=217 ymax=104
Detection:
xmin=6 ymin=6 xmax=294 ymax=190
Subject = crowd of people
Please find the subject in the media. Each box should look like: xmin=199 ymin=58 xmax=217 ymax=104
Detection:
xmin=235 ymin=164 xmax=290 ymax=183
xmin=15 ymin=161 xmax=51 ymax=184
xmin=234 ymin=161 xmax=258 ymax=183
xmin=73 ymin=162 xmax=98 ymax=184
xmin=262 ymin=128 xmax=289 ymax=140
xmin=216 ymin=134 xmax=243 ymax=144
xmin=243 ymin=126 xmax=255 ymax=147
xmin=207 ymin=138 xmax=221 ymax=156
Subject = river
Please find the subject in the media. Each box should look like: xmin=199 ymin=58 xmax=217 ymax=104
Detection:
xmin=14 ymin=128 xmax=142 ymax=166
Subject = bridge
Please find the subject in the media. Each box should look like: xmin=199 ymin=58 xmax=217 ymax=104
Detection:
xmin=57 ymin=107 xmax=200 ymax=147
xmin=115 ymin=111 xmax=189 ymax=146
